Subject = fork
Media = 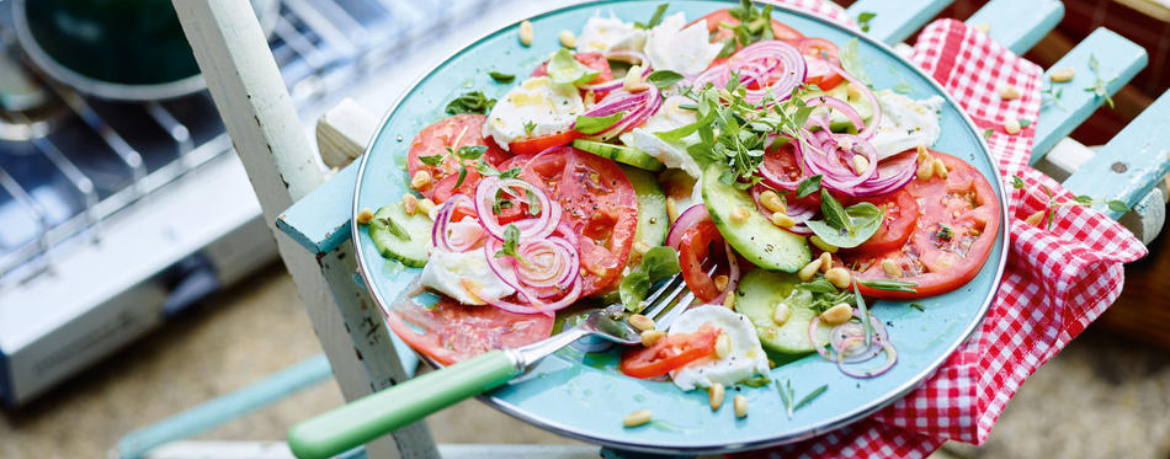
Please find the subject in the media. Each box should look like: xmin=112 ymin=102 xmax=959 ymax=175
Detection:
xmin=287 ymin=274 xmax=696 ymax=459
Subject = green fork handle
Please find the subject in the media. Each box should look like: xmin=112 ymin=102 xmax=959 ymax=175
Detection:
xmin=286 ymin=349 xmax=520 ymax=459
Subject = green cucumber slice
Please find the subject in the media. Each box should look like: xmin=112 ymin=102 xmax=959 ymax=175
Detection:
xmin=368 ymin=201 xmax=433 ymax=268
xmin=734 ymin=268 xmax=831 ymax=355
xmin=621 ymin=165 xmax=668 ymax=251
xmin=701 ymin=164 xmax=811 ymax=273
xmin=573 ymin=139 xmax=664 ymax=172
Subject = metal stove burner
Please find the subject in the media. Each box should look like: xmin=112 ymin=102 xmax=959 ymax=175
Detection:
xmin=0 ymin=29 xmax=66 ymax=141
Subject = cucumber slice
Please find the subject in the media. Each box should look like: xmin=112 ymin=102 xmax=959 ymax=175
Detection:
xmin=804 ymin=84 xmax=873 ymax=132
xmin=701 ymin=164 xmax=811 ymax=273
xmin=621 ymin=165 xmax=669 ymax=251
xmin=573 ymin=139 xmax=664 ymax=172
xmin=368 ymin=201 xmax=433 ymax=267
xmin=735 ymin=268 xmax=832 ymax=355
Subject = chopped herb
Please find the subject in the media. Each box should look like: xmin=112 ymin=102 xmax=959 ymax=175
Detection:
xmin=1108 ymin=200 xmax=1130 ymax=214
xmin=909 ymin=303 xmax=926 ymax=312
xmin=1084 ymin=54 xmax=1117 ymax=109
xmin=634 ymin=3 xmax=670 ymax=29
xmin=1018 ymin=118 xmax=1032 ymax=128
xmin=852 ymin=279 xmax=872 ymax=346
xmin=445 ymin=91 xmax=496 ymax=115
xmin=858 ymin=279 xmax=918 ymax=293
xmin=526 ymin=188 xmax=542 ymax=216
xmin=807 ymin=190 xmax=884 ymax=248
xmin=646 ymin=70 xmax=685 ymax=89
xmin=453 ymin=144 xmax=487 ymax=161
xmin=741 ymin=375 xmax=772 ymax=387
xmin=792 ymin=384 xmax=828 ymax=411
xmin=523 ymin=120 xmax=537 ymax=135
xmin=499 ymin=167 xmax=522 ymax=179
xmin=378 ymin=216 xmax=412 ymax=242
xmin=488 ymin=71 xmax=515 ymax=83
xmin=494 ymin=224 xmax=526 ymax=263
xmin=418 ymin=154 xmax=444 ymax=166
xmin=856 ymin=11 xmax=877 ymax=33
xmin=797 ymin=278 xmax=838 ymax=294
xmin=935 ymin=224 xmax=954 ymax=241
xmin=1042 ymin=85 xmax=1064 ymax=109
xmin=574 ymin=112 xmax=625 ymax=135
xmin=1074 ymin=195 xmax=1094 ymax=204
xmin=777 ymin=379 xmax=827 ymax=419
xmin=893 ymin=80 xmax=913 ymax=94
xmin=982 ymin=128 xmax=994 ymax=140
xmin=1012 ymin=175 xmax=1025 ymax=189
xmin=796 ymin=175 xmax=822 ymax=198
xmin=453 ymin=164 xmax=468 ymax=188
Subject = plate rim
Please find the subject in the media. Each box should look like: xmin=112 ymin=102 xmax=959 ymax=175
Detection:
xmin=351 ymin=0 xmax=1010 ymax=453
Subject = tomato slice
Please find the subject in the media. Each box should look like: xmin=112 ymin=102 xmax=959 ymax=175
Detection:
xmin=678 ymin=220 xmax=732 ymax=303
xmin=530 ymin=52 xmax=614 ymax=86
xmin=758 ymin=143 xmax=822 ymax=207
xmin=848 ymin=188 xmax=919 ymax=253
xmin=845 ymin=151 xmax=1002 ymax=299
xmin=407 ymin=114 xmax=511 ymax=203
xmin=385 ymin=295 xmax=554 ymax=366
xmin=797 ymin=37 xmax=844 ymax=91
xmin=521 ymin=147 xmax=638 ymax=296
xmin=621 ymin=325 xmax=720 ymax=379
xmin=508 ymin=130 xmax=582 ymax=156
xmin=693 ymin=9 xmax=805 ymax=47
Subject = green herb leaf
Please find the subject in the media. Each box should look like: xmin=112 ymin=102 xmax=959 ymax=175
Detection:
xmin=807 ymin=199 xmax=884 ymax=249
xmin=936 ymin=224 xmax=954 ymax=241
xmin=455 ymin=145 xmax=487 ymax=160
xmin=499 ymin=167 xmax=522 ymax=179
xmin=857 ymin=12 xmax=877 ymax=33
xmin=1012 ymin=175 xmax=1025 ymax=189
xmin=852 ymin=276 xmax=872 ymax=346
xmin=574 ymin=112 xmax=625 ymax=135
xmin=797 ymin=278 xmax=837 ymax=294
xmin=983 ymin=128 xmax=994 ymax=140
xmin=1074 ymin=195 xmax=1094 ymax=204
xmin=635 ymin=3 xmax=670 ymax=29
xmin=523 ymin=120 xmax=537 ymax=135
xmin=1018 ymin=118 xmax=1032 ymax=128
xmin=893 ymin=80 xmax=913 ymax=94
xmin=418 ymin=154 xmax=444 ymax=166
xmin=910 ymin=303 xmax=926 ymax=312
xmin=646 ymin=70 xmax=685 ymax=89
xmin=494 ymin=224 xmax=525 ymax=263
xmin=838 ymin=38 xmax=871 ymax=86
xmin=1108 ymin=200 xmax=1130 ymax=213
xmin=796 ymin=175 xmax=822 ymax=198
xmin=547 ymin=49 xmax=600 ymax=86
xmin=641 ymin=246 xmax=681 ymax=282
xmin=619 ymin=271 xmax=651 ymax=312
xmin=378 ymin=216 xmax=412 ymax=242
xmin=741 ymin=375 xmax=772 ymax=387
xmin=859 ymin=279 xmax=918 ymax=293
xmin=488 ymin=71 xmax=515 ymax=83
xmin=445 ymin=91 xmax=496 ymax=115
xmin=475 ymin=161 xmax=501 ymax=177
xmin=820 ymin=188 xmax=851 ymax=231
xmin=454 ymin=164 xmax=468 ymax=188
xmin=792 ymin=384 xmax=828 ymax=411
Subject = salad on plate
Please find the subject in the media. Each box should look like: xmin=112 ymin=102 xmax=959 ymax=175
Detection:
xmin=362 ymin=0 xmax=1002 ymax=416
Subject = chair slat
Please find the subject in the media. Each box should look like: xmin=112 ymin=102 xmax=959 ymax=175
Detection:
xmin=846 ymin=0 xmax=955 ymax=43
xmin=1062 ymin=91 xmax=1170 ymax=219
xmin=965 ymin=0 xmax=1064 ymax=55
xmin=1031 ymin=28 xmax=1148 ymax=163
xmin=278 ymin=162 xmax=360 ymax=254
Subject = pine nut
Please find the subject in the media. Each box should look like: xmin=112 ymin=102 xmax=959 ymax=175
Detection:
xmin=771 ymin=212 xmax=796 ymax=228
xmin=998 ymin=84 xmax=1020 ymax=101
xmin=357 ymin=208 xmax=374 ymax=225
xmin=851 ymin=154 xmax=870 ymax=175
xmin=759 ymin=190 xmax=787 ymax=214
xmin=917 ymin=157 xmax=935 ymax=181
xmin=519 ymin=21 xmax=534 ymax=47
xmin=820 ymin=303 xmax=853 ymax=325
xmin=714 ymin=274 xmax=729 ymax=292
xmin=559 ymin=30 xmax=577 ymax=48
xmin=403 ymin=194 xmax=419 ymax=216
xmin=1004 ymin=117 xmax=1022 ymax=135
xmin=1025 ymin=210 xmax=1046 ymax=227
xmin=709 ymin=383 xmax=726 ymax=411
xmin=623 ymin=409 xmax=653 ymax=427
xmin=1050 ymin=68 xmax=1075 ymax=83
xmin=666 ymin=198 xmax=680 ymax=224
xmin=730 ymin=206 xmax=750 ymax=224
xmin=583 ymin=89 xmax=596 ymax=107
xmin=723 ymin=292 xmax=736 ymax=308
xmin=818 ymin=252 xmax=833 ymax=274
xmin=881 ymin=259 xmax=903 ymax=278
xmin=916 ymin=145 xmax=931 ymax=161
xmin=411 ymin=170 xmax=432 ymax=190
xmin=972 ymin=22 xmax=991 ymax=34
xmin=633 ymin=241 xmax=651 ymax=254
xmin=773 ymin=302 xmax=791 ymax=326
xmin=623 ymin=65 xmax=650 ymax=92
xmin=933 ymin=158 xmax=948 ymax=179
xmin=418 ymin=198 xmax=437 ymax=216
xmin=715 ymin=332 xmax=732 ymax=359
xmin=810 ymin=235 xmax=838 ymax=253
xmin=846 ymin=82 xmax=862 ymax=101
xmin=641 ymin=330 xmax=665 ymax=347
xmin=629 ymin=314 xmax=656 ymax=332
xmin=825 ymin=267 xmax=851 ymax=289
xmin=798 ymin=258 xmax=822 ymax=282
xmin=733 ymin=395 xmax=748 ymax=418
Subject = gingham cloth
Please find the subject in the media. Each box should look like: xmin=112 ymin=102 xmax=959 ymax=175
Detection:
xmin=730 ymin=5 xmax=1148 ymax=458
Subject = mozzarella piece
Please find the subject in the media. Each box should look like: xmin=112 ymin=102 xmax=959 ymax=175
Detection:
xmin=644 ymin=13 xmax=723 ymax=76
xmin=868 ymin=90 xmax=944 ymax=159
xmin=619 ymin=95 xmax=703 ymax=178
xmin=483 ymin=76 xmax=584 ymax=150
xmin=419 ymin=235 xmax=515 ymax=305
xmin=577 ymin=15 xmax=646 ymax=52
xmin=668 ymin=305 xmax=771 ymax=391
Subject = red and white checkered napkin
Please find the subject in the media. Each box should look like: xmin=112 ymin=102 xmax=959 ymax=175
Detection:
xmin=731 ymin=11 xmax=1148 ymax=459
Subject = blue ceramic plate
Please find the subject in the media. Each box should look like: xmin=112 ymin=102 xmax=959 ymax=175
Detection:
xmin=353 ymin=0 xmax=1008 ymax=454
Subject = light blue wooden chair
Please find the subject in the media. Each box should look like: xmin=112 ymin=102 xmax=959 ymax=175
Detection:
xmin=113 ymin=0 xmax=1170 ymax=458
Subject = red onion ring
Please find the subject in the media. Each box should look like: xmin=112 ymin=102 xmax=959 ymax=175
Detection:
xmin=836 ymin=337 xmax=897 ymax=378
xmin=666 ymin=204 xmax=711 ymax=250
xmin=474 ymin=176 xmax=560 ymax=241
xmin=482 ymin=236 xmax=581 ymax=317
xmin=808 ymin=309 xmax=897 ymax=377
xmin=581 ymin=50 xmax=652 ymax=93
xmin=797 ymin=131 xmax=880 ymax=192
xmin=432 ymin=194 xmax=480 ymax=252
xmin=692 ymin=40 xmax=806 ymax=107
xmin=805 ymin=95 xmax=864 ymax=133
xmin=827 ymin=63 xmax=881 ymax=140
xmin=572 ymin=84 xmax=662 ymax=140
xmin=708 ymin=241 xmax=741 ymax=306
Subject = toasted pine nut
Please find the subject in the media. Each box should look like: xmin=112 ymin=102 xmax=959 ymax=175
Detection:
xmin=1004 ymin=117 xmax=1022 ymax=135
xmin=715 ymin=332 xmax=732 ymax=359
xmin=759 ymin=190 xmax=787 ymax=214
xmin=810 ymin=235 xmax=838 ymax=253
xmin=798 ymin=258 xmax=822 ymax=282
xmin=403 ymin=194 xmax=419 ymax=216
xmin=818 ymin=252 xmax=833 ymax=274
xmin=519 ymin=21 xmax=534 ymax=46
xmin=933 ymin=158 xmax=948 ymax=179
xmin=973 ymin=22 xmax=991 ymax=34
xmin=820 ymin=303 xmax=853 ymax=325
xmin=1025 ymin=210 xmax=1046 ymax=227
xmin=970 ymin=228 xmax=982 ymax=236
xmin=666 ymin=198 xmax=680 ymax=224
xmin=846 ymin=82 xmax=862 ymax=101
xmin=640 ymin=330 xmax=665 ymax=347
xmin=559 ymin=30 xmax=577 ymax=48
xmin=771 ymin=212 xmax=796 ymax=228
xmin=881 ymin=259 xmax=903 ymax=278
xmin=723 ymin=292 xmax=736 ymax=308
xmin=629 ymin=314 xmax=656 ymax=332
xmin=730 ymin=206 xmax=750 ymax=224
xmin=714 ymin=274 xmax=729 ymax=292
xmin=418 ymin=198 xmax=437 ymax=216
xmin=773 ymin=302 xmax=791 ymax=326
xmin=851 ymin=154 xmax=870 ymax=175
xmin=357 ymin=208 xmax=375 ymax=225
xmin=917 ymin=158 xmax=935 ymax=181
xmin=733 ymin=395 xmax=748 ymax=418
xmin=583 ymin=89 xmax=596 ymax=107
xmin=633 ymin=241 xmax=651 ymax=255
xmin=623 ymin=65 xmax=650 ymax=92
xmin=998 ymin=84 xmax=1020 ymax=101
xmin=1050 ymin=68 xmax=1075 ymax=83
xmin=916 ymin=145 xmax=931 ymax=161
xmin=825 ymin=267 xmax=851 ymax=289
xmin=411 ymin=170 xmax=432 ymax=190
xmin=623 ymin=409 xmax=653 ymax=427
xmin=709 ymin=383 xmax=726 ymax=411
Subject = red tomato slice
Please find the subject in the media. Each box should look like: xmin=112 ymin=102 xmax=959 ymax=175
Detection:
xmin=521 ymin=147 xmax=638 ymax=296
xmin=385 ymin=295 xmax=554 ymax=366
xmin=846 ymin=151 xmax=1002 ymax=299
xmin=678 ymin=220 xmax=732 ymax=303
xmin=797 ymin=37 xmax=844 ymax=91
xmin=848 ymin=188 xmax=919 ymax=253
xmin=758 ymin=143 xmax=822 ymax=207
xmin=508 ymin=130 xmax=582 ymax=156
xmin=530 ymin=52 xmax=614 ymax=86
xmin=621 ymin=325 xmax=720 ymax=379
xmin=407 ymin=114 xmax=511 ymax=203
xmin=693 ymin=9 xmax=805 ymax=47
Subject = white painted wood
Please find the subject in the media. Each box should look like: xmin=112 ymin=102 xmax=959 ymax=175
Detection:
xmin=1035 ymin=137 xmax=1095 ymax=182
xmin=317 ymin=98 xmax=378 ymax=169
xmin=1120 ymin=188 xmax=1166 ymax=245
xmin=170 ymin=2 xmax=437 ymax=459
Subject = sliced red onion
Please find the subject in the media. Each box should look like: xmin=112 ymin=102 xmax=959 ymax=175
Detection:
xmin=432 ymin=194 xmax=479 ymax=252
xmin=581 ymin=50 xmax=652 ymax=93
xmin=836 ymin=337 xmax=897 ymax=378
xmin=572 ymin=84 xmax=662 ymax=140
xmin=474 ymin=176 xmax=560 ymax=241
xmin=666 ymin=204 xmax=711 ymax=250
xmin=692 ymin=40 xmax=806 ymax=107
xmin=708 ymin=241 xmax=741 ymax=306
xmin=748 ymin=185 xmax=816 ymax=235
xmin=482 ymin=236 xmax=581 ymax=317
xmin=797 ymin=131 xmax=880 ymax=193
xmin=809 ymin=308 xmax=897 ymax=378
xmin=827 ymin=63 xmax=881 ymax=140
xmin=805 ymin=95 xmax=864 ymax=133
xmin=849 ymin=150 xmax=918 ymax=197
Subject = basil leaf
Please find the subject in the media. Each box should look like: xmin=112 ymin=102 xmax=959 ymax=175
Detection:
xmin=499 ymin=167 xmax=522 ymax=179
xmin=893 ymin=80 xmax=913 ymax=94
xmin=453 ymin=164 xmax=468 ymax=188
xmin=547 ymin=49 xmax=599 ymax=86
xmin=1108 ymin=200 xmax=1130 ymax=213
xmin=635 ymin=3 xmax=670 ymax=29
xmin=796 ymin=175 xmax=822 ymax=198
xmin=857 ymin=11 xmax=876 ymax=33
xmin=641 ymin=246 xmax=681 ymax=282
xmin=488 ymin=71 xmax=515 ymax=83
xmin=455 ymin=145 xmax=487 ymax=160
xmin=807 ymin=201 xmax=884 ymax=248
xmin=495 ymin=224 xmax=524 ymax=261
xmin=445 ymin=91 xmax=496 ymax=115
xmin=619 ymin=271 xmax=651 ymax=313
xmin=797 ymin=278 xmax=837 ymax=294
xmin=474 ymin=161 xmax=500 ymax=177
xmin=574 ymin=112 xmax=625 ymax=135
xmin=646 ymin=70 xmax=685 ymax=89
xmin=820 ymin=188 xmax=850 ymax=230
xmin=1012 ymin=175 xmax=1025 ymax=189
xmin=838 ymin=38 xmax=871 ymax=86
xmin=418 ymin=154 xmax=444 ymax=166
